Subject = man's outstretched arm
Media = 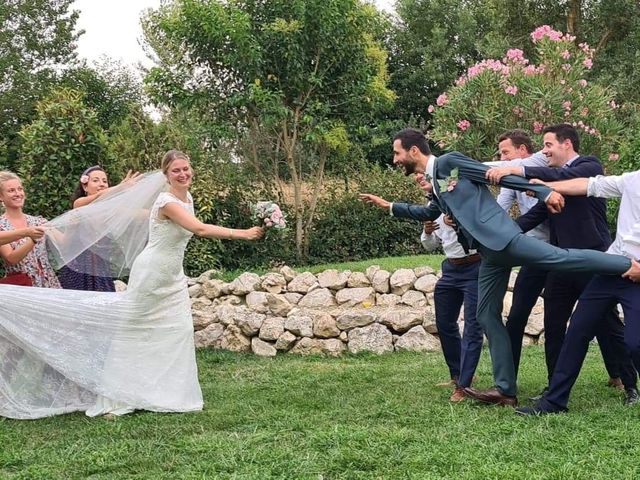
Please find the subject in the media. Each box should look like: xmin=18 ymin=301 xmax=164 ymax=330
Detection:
xmin=358 ymin=193 xmax=442 ymax=221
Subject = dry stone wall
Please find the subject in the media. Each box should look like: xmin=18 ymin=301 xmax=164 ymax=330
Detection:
xmin=184 ymin=266 xmax=546 ymax=357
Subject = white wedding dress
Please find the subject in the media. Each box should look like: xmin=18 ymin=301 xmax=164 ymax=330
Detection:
xmin=0 ymin=192 xmax=203 ymax=419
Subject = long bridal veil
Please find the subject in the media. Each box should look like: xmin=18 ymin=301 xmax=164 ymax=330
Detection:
xmin=0 ymin=171 xmax=203 ymax=419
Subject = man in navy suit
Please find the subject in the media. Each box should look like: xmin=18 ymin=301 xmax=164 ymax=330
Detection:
xmin=486 ymin=124 xmax=637 ymax=403
xmin=360 ymin=128 xmax=640 ymax=406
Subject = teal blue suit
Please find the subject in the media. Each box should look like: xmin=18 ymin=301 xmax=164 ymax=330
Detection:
xmin=392 ymin=152 xmax=632 ymax=396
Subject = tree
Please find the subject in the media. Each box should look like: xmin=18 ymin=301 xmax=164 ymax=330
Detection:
xmin=142 ymin=0 xmax=395 ymax=262
xmin=0 ymin=0 xmax=80 ymax=169
xmin=19 ymin=88 xmax=113 ymax=218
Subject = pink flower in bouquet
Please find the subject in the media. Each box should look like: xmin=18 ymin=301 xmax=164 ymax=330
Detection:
xmin=253 ymin=201 xmax=287 ymax=230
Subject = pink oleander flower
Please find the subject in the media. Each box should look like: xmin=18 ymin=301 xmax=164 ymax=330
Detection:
xmin=561 ymin=50 xmax=571 ymax=60
xmin=560 ymin=80 xmax=566 ymax=85
xmin=533 ymin=121 xmax=544 ymax=134
xmin=578 ymin=79 xmax=588 ymax=88
xmin=565 ymin=111 xmax=571 ymax=117
xmin=531 ymin=25 xmax=563 ymax=43
xmin=512 ymin=107 xmax=524 ymax=117
xmin=609 ymin=100 xmax=618 ymax=109
xmin=609 ymin=153 xmax=620 ymax=161
xmin=428 ymin=105 xmax=435 ymax=113
xmin=504 ymin=49 xmax=528 ymax=64
xmin=524 ymin=65 xmax=537 ymax=76
xmin=456 ymin=119 xmax=471 ymax=131
xmin=583 ymin=58 xmax=593 ymax=69
xmin=563 ymin=100 xmax=572 ymax=110
xmin=436 ymin=93 xmax=449 ymax=107
xmin=562 ymin=63 xmax=572 ymax=71
xmin=580 ymin=107 xmax=589 ymax=116
xmin=504 ymin=85 xmax=518 ymax=95
xmin=455 ymin=76 xmax=467 ymax=86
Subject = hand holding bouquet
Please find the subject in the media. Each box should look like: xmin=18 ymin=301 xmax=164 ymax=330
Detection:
xmin=252 ymin=202 xmax=286 ymax=230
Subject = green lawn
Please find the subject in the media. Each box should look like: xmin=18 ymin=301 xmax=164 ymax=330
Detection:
xmin=3 ymin=347 xmax=640 ymax=479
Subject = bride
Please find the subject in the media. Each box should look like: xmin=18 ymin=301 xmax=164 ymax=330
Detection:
xmin=0 ymin=150 xmax=264 ymax=419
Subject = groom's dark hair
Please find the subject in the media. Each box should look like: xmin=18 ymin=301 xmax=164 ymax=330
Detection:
xmin=543 ymin=123 xmax=580 ymax=153
xmin=394 ymin=128 xmax=431 ymax=155
xmin=498 ymin=129 xmax=535 ymax=154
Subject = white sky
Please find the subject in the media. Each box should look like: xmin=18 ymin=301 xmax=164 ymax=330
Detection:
xmin=73 ymin=0 xmax=395 ymax=68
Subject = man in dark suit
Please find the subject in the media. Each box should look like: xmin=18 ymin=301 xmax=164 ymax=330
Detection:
xmin=360 ymin=128 xmax=640 ymax=406
xmin=486 ymin=124 xmax=637 ymax=403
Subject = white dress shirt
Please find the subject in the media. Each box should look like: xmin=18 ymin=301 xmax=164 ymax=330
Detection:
xmin=588 ymin=171 xmax=640 ymax=260
xmin=420 ymin=214 xmax=476 ymax=259
xmin=486 ymin=151 xmax=549 ymax=241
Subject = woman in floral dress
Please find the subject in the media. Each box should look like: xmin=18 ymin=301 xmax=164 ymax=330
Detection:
xmin=0 ymin=171 xmax=60 ymax=288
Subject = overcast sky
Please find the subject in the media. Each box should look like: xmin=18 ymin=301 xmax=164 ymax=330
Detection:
xmin=73 ymin=0 xmax=395 ymax=68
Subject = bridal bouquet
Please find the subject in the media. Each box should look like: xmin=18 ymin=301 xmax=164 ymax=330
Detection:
xmin=252 ymin=201 xmax=287 ymax=230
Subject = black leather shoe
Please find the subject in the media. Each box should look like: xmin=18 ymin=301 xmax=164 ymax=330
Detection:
xmin=528 ymin=387 xmax=549 ymax=402
xmin=515 ymin=402 xmax=567 ymax=416
xmin=624 ymin=388 xmax=639 ymax=406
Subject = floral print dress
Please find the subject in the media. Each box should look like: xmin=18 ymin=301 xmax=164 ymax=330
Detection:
xmin=0 ymin=214 xmax=61 ymax=288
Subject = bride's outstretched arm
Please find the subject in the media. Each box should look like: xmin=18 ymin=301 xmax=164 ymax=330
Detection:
xmin=160 ymin=203 xmax=264 ymax=241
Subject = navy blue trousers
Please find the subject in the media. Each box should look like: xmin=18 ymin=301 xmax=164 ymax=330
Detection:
xmin=434 ymin=259 xmax=483 ymax=388
xmin=505 ymin=265 xmax=548 ymax=378
xmin=542 ymin=275 xmax=640 ymax=410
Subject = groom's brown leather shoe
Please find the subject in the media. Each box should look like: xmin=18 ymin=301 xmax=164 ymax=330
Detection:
xmin=463 ymin=387 xmax=517 ymax=407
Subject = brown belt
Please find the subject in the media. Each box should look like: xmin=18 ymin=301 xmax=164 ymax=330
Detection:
xmin=448 ymin=253 xmax=481 ymax=266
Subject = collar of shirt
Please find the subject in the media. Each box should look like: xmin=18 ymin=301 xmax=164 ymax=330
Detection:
xmin=563 ymin=154 xmax=580 ymax=168
xmin=426 ymin=155 xmax=437 ymax=197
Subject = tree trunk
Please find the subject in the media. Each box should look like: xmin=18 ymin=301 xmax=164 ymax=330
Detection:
xmin=567 ymin=0 xmax=581 ymax=36
xmin=302 ymin=145 xmax=327 ymax=259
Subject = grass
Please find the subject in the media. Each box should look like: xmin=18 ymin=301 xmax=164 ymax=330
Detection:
xmin=221 ymin=254 xmax=446 ymax=281
xmin=3 ymin=347 xmax=640 ymax=479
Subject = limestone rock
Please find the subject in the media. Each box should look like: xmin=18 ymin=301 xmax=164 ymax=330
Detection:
xmin=389 ymin=269 xmax=417 ymax=295
xmin=245 ymin=291 xmax=270 ymax=313
xmin=284 ymin=292 xmax=303 ymax=305
xmin=260 ymin=273 xmax=287 ymax=294
xmin=401 ymin=290 xmax=427 ymax=309
xmin=365 ymin=265 xmax=380 ymax=282
xmin=290 ymin=338 xmax=345 ymax=357
xmin=522 ymin=335 xmax=536 ymax=347
xmin=194 ymin=323 xmax=224 ymax=348
xmin=228 ymin=272 xmax=261 ymax=295
xmin=298 ymin=288 xmax=337 ymax=308
xmin=376 ymin=293 xmax=401 ymax=307
xmin=235 ymin=310 xmax=266 ymax=336
xmin=348 ymin=323 xmax=393 ymax=355
xmin=414 ymin=266 xmax=436 ymax=278
xmin=335 ymin=310 xmax=376 ymax=330
xmin=251 ymin=337 xmax=277 ymax=357
xmin=313 ymin=313 xmax=340 ymax=338
xmin=192 ymin=306 xmax=217 ymax=330
xmin=191 ymin=296 xmax=212 ymax=309
xmin=525 ymin=312 xmax=544 ymax=336
xmin=220 ymin=324 xmax=251 ymax=352
xmin=335 ymin=287 xmax=375 ymax=307
xmin=414 ymin=274 xmax=438 ymax=294
xmin=395 ymin=326 xmax=441 ymax=352
xmin=188 ymin=283 xmax=203 ymax=298
xmin=371 ymin=269 xmax=391 ymax=294
xmin=279 ymin=265 xmax=297 ymax=282
xmin=317 ymin=269 xmax=350 ymax=290
xmin=287 ymin=272 xmax=319 ymax=293
xmin=197 ymin=269 xmax=222 ymax=284
xmin=217 ymin=295 xmax=242 ymax=306
xmin=284 ymin=314 xmax=314 ymax=337
xmin=422 ymin=307 xmax=437 ymax=334
xmin=378 ymin=309 xmax=423 ymax=333
xmin=214 ymin=304 xmax=240 ymax=326
xmin=508 ymin=271 xmax=518 ymax=291
xmin=259 ymin=316 xmax=285 ymax=341
xmin=267 ymin=294 xmax=294 ymax=317
xmin=502 ymin=291 xmax=514 ymax=317
xmin=275 ymin=331 xmax=297 ymax=351
xmin=339 ymin=331 xmax=348 ymax=342
xmin=202 ymin=279 xmax=226 ymax=299
xmin=347 ymin=272 xmax=371 ymax=288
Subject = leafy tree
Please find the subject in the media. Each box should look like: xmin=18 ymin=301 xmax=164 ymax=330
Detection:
xmin=142 ymin=0 xmax=395 ymax=262
xmin=18 ymin=88 xmax=113 ymax=218
xmin=0 ymin=0 xmax=80 ymax=169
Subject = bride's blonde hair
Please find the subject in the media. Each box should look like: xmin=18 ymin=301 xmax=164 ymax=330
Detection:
xmin=161 ymin=150 xmax=190 ymax=174
xmin=0 ymin=171 xmax=20 ymax=192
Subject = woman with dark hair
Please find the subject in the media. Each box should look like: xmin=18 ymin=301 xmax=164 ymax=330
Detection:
xmin=58 ymin=166 xmax=139 ymax=292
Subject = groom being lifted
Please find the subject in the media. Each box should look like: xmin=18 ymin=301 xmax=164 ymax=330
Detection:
xmin=360 ymin=128 xmax=640 ymax=406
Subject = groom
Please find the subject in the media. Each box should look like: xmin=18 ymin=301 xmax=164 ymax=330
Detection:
xmin=360 ymin=128 xmax=640 ymax=406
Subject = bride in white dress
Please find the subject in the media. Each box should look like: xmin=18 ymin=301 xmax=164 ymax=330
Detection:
xmin=0 ymin=150 xmax=264 ymax=419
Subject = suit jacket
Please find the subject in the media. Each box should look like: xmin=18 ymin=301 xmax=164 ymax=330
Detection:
xmin=391 ymin=151 xmax=554 ymax=251
xmin=517 ymin=156 xmax=612 ymax=250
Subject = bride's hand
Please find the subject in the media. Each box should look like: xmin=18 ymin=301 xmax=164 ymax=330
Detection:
xmin=243 ymin=227 xmax=265 ymax=241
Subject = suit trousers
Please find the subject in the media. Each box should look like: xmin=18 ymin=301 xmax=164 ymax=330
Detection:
xmin=505 ymin=265 xmax=548 ymax=378
xmin=434 ymin=259 xmax=483 ymax=388
xmin=541 ymin=275 xmax=640 ymax=411
xmin=477 ymin=233 xmax=632 ymax=396
xmin=543 ymin=271 xmax=636 ymax=387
